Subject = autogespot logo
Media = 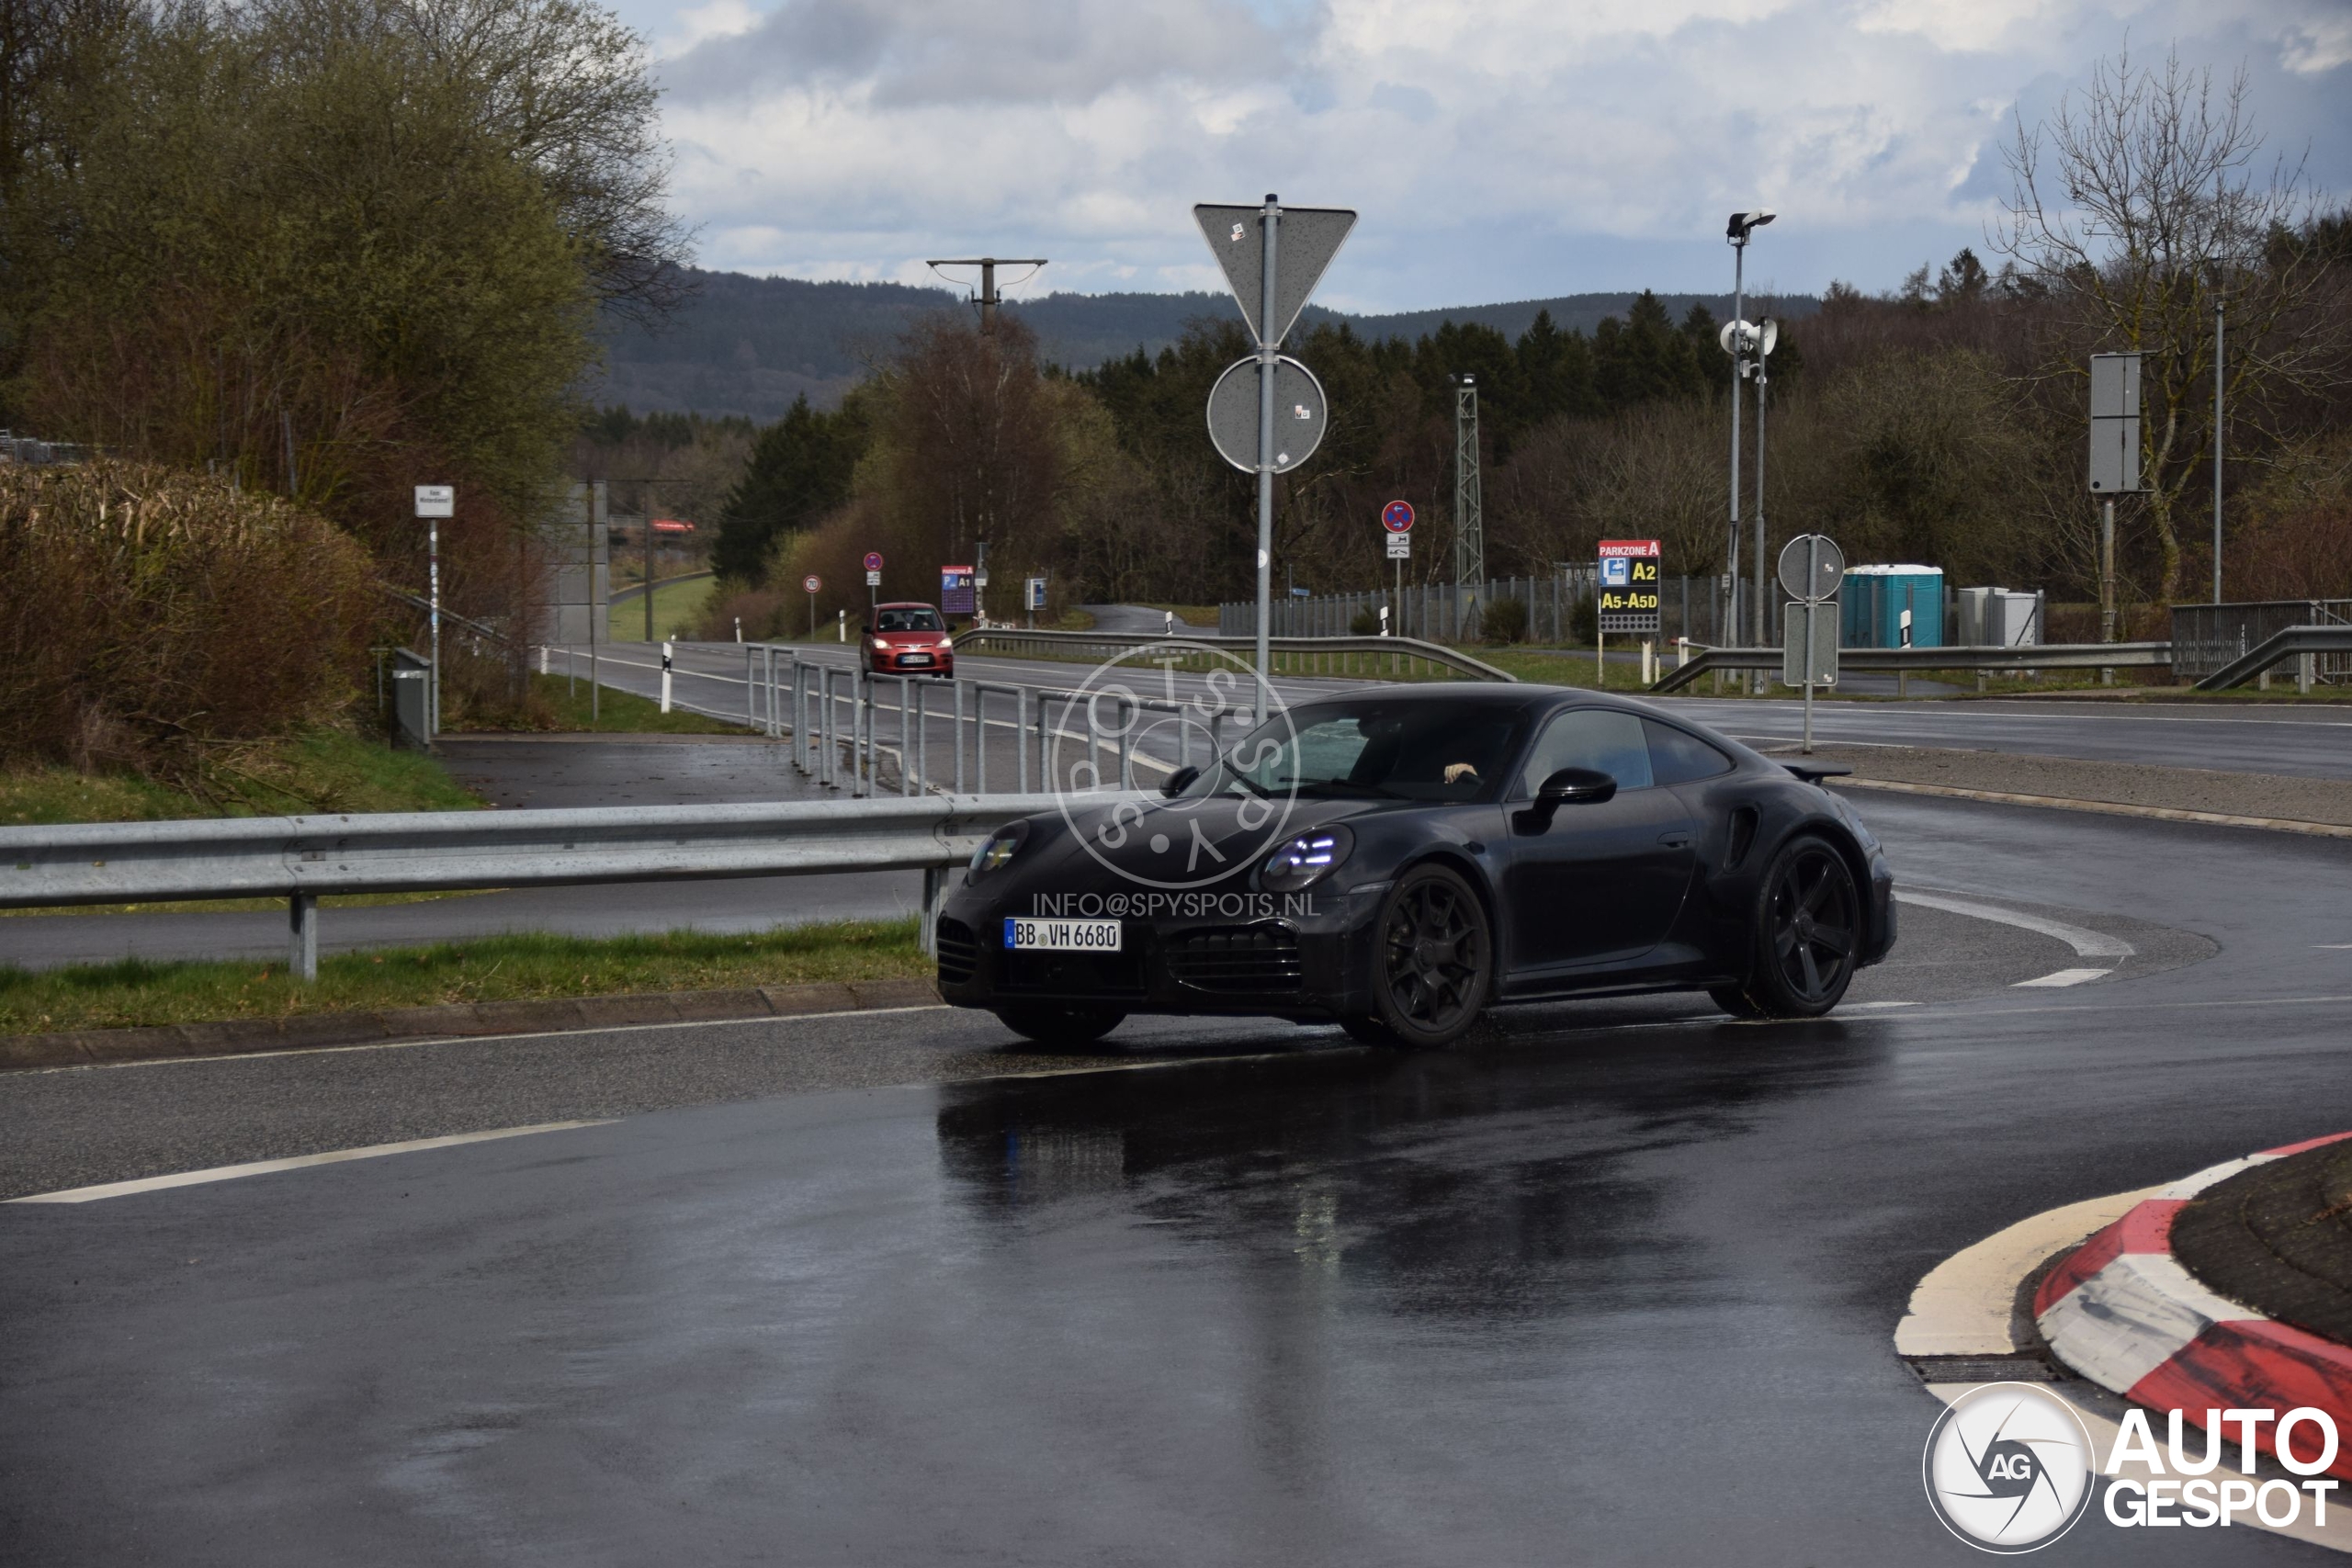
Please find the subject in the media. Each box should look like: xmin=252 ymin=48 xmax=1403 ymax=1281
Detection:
xmin=1922 ymin=1383 xmax=2096 ymax=1553
xmin=1049 ymin=640 xmax=1297 ymax=892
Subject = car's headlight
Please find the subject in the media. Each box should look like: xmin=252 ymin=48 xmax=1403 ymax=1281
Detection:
xmin=1260 ymin=825 xmax=1352 ymax=892
xmin=871 ymin=638 xmax=890 ymax=650
xmin=937 ymin=639 xmax=955 ymax=651
xmin=968 ymin=819 xmax=1030 ymax=878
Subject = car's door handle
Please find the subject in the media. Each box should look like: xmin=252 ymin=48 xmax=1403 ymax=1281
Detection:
xmin=1658 ymin=831 xmax=1694 ymax=849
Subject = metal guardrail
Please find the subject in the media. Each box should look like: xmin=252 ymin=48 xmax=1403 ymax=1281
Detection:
xmin=950 ymin=626 xmax=1517 ymax=682
xmin=1648 ymin=641 xmax=2175 ymax=694
xmin=3 ymin=795 xmax=1068 ymax=982
xmin=2192 ymin=626 xmax=2352 ymax=692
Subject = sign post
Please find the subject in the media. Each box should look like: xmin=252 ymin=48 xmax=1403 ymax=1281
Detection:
xmin=1596 ymin=539 xmax=1662 ymax=685
xmin=1196 ymin=196 xmax=1356 ymax=681
xmin=1777 ymin=534 xmax=1845 ymax=753
xmin=413 ymin=485 xmax=453 ymax=737
xmin=863 ymin=551 xmax=884 ymax=633
xmin=803 ymin=574 xmax=822 ymax=640
xmin=2088 ymin=352 xmax=2143 ymax=683
xmin=1382 ymin=500 xmax=1413 ymax=634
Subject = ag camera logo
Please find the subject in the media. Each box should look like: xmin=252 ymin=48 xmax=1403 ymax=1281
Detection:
xmin=1922 ymin=1383 xmax=2095 ymax=1553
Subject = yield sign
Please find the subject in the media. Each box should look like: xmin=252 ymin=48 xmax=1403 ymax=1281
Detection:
xmin=1193 ymin=202 xmax=1357 ymax=348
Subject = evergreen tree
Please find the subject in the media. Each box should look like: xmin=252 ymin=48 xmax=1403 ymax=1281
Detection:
xmin=1516 ymin=309 xmax=1602 ymax=424
xmin=711 ymin=391 xmax=870 ymax=583
xmin=1593 ymin=290 xmax=1706 ymax=410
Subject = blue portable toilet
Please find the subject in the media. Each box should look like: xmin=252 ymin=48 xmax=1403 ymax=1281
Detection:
xmin=1840 ymin=565 xmax=1945 ymax=649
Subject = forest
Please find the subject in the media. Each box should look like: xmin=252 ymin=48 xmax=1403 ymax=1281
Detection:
xmin=703 ymin=99 xmax=2352 ymax=649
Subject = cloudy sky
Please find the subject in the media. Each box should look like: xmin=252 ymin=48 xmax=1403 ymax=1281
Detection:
xmin=619 ymin=0 xmax=2352 ymax=312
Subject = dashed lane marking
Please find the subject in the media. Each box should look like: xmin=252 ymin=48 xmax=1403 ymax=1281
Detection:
xmin=6 ymin=1121 xmax=615 ymax=1203
xmin=2011 ymin=966 xmax=2115 ymax=988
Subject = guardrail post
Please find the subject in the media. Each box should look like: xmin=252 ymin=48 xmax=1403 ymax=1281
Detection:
xmin=898 ymin=674 xmax=914 ymax=797
xmin=919 ymin=865 xmax=946 ymax=955
xmin=1117 ymin=695 xmax=1134 ymax=789
xmin=288 ymin=893 xmax=318 ymax=984
xmin=821 ymin=668 xmax=838 ymax=789
xmin=913 ymin=677 xmax=928 ymax=794
xmin=1017 ymin=689 xmax=1032 ymax=794
xmin=954 ymin=681 xmax=967 ymax=794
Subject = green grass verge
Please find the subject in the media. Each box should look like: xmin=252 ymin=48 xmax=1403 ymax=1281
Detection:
xmin=1 ymin=919 xmax=926 ymax=1034
xmin=453 ymin=671 xmax=752 ymax=735
xmin=1 ymin=728 xmax=479 ymax=827
xmin=607 ymin=573 xmax=715 ymax=642
xmin=1139 ymin=604 xmax=1220 ymax=628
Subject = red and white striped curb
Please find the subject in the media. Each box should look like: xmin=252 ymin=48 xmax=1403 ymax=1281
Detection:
xmin=2036 ymin=1130 xmax=2352 ymax=1481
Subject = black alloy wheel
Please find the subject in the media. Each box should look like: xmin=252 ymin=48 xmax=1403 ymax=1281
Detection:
xmin=1363 ymin=863 xmax=1493 ymax=1048
xmin=994 ymin=1003 xmax=1126 ymax=1051
xmin=1719 ymin=834 xmax=1860 ymax=1019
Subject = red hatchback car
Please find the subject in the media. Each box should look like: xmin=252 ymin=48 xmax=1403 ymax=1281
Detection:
xmin=865 ymin=603 xmax=956 ymax=677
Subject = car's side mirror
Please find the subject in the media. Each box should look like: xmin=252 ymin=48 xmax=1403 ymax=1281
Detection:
xmin=1517 ymin=766 xmax=1615 ymax=831
xmin=1161 ymin=764 xmax=1200 ymax=798
xmin=859 ymin=625 xmax=872 ymax=636
xmin=1538 ymin=767 xmax=1616 ymax=807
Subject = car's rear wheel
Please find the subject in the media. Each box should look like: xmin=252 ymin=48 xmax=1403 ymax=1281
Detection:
xmin=1363 ymin=863 xmax=1493 ymax=1048
xmin=994 ymin=1003 xmax=1125 ymax=1050
xmin=1720 ymin=834 xmax=1860 ymax=1018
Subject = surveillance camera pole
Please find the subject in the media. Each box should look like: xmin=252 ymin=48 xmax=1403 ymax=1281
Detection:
xmin=1727 ymin=229 xmax=1747 ymax=654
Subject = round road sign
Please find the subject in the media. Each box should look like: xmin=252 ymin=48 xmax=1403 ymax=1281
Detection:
xmin=1777 ymin=535 xmax=1845 ymax=604
xmin=862 ymin=551 xmax=884 ymax=571
xmin=1205 ymin=355 xmax=1328 ymax=475
xmin=803 ymin=574 xmax=821 ymax=593
xmin=1381 ymin=500 xmax=1415 ymax=533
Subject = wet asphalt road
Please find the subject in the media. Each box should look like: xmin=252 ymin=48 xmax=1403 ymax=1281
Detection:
xmin=5 ymin=793 xmax=2350 ymax=1563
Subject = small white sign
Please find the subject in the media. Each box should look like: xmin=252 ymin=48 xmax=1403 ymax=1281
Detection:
xmin=865 ymin=570 xmax=882 ymax=587
xmin=413 ymin=484 xmax=454 ymax=519
xmin=1385 ymin=533 xmax=1410 ymax=560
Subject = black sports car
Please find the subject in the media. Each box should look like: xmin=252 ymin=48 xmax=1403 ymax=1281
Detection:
xmin=934 ymin=685 xmax=1894 ymax=1049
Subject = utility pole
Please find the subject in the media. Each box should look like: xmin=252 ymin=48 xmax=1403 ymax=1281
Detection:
xmin=1257 ymin=196 xmax=1279 ymax=679
xmin=1453 ymin=374 xmax=1483 ymax=635
xmin=2212 ymin=276 xmax=2226 ymax=604
xmin=925 ymin=257 xmax=1048 ymax=335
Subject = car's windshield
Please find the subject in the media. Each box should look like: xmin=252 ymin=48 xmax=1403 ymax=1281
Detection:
xmin=876 ymin=608 xmax=944 ymax=633
xmin=1189 ymin=699 xmax=1533 ymax=803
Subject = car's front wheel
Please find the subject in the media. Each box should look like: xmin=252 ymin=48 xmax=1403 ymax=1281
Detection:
xmin=1717 ymin=833 xmax=1860 ymax=1018
xmin=1358 ymin=862 xmax=1493 ymax=1048
xmin=994 ymin=1003 xmax=1125 ymax=1050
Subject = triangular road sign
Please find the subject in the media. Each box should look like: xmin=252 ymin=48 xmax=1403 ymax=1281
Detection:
xmin=1193 ymin=202 xmax=1357 ymax=348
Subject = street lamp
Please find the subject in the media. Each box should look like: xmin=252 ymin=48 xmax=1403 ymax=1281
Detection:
xmin=1725 ymin=210 xmax=1773 ymax=670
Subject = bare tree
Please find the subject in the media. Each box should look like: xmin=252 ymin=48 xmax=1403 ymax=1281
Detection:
xmin=1992 ymin=48 xmax=2349 ymax=602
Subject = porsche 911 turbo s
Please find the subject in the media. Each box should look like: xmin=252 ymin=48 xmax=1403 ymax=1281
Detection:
xmin=933 ymin=685 xmax=1895 ymax=1050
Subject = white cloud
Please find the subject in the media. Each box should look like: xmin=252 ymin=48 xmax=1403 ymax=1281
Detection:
xmin=644 ymin=0 xmax=2352 ymax=307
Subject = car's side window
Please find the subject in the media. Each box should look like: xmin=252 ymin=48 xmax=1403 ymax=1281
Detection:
xmin=1517 ymin=709 xmax=1653 ymax=795
xmin=1644 ymin=719 xmax=1734 ymax=785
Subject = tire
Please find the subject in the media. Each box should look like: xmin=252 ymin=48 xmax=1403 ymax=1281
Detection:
xmin=1368 ymin=862 xmax=1494 ymax=1049
xmin=994 ymin=1003 xmax=1125 ymax=1050
xmin=1724 ymin=834 xmax=1860 ymax=1019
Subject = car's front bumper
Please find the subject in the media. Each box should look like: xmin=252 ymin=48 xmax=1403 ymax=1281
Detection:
xmin=936 ymin=881 xmax=1386 ymax=1019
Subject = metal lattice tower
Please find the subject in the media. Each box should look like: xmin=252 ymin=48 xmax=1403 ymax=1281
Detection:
xmin=1453 ymin=375 xmax=1483 ymax=592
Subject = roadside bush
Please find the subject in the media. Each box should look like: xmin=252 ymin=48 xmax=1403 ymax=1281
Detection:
xmin=0 ymin=461 xmax=379 ymax=776
xmin=1350 ymin=607 xmax=1380 ymax=636
xmin=1484 ymin=597 xmax=1529 ymax=643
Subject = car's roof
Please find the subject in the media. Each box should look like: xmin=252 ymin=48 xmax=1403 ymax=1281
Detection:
xmin=876 ymin=601 xmax=938 ymax=610
xmin=1297 ymin=682 xmax=1645 ymax=711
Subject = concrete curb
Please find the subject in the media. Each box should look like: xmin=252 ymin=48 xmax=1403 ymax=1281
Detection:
xmin=0 ymin=976 xmax=944 ymax=1073
xmin=2035 ymin=1131 xmax=2352 ymax=1482
xmin=1836 ymin=777 xmax=2352 ymax=840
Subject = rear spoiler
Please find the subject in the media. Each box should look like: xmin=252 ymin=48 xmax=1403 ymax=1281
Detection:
xmin=1781 ymin=761 xmax=1852 ymax=784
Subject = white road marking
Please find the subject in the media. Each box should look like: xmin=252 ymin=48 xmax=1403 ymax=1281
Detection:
xmin=1894 ymin=889 xmax=2135 ymax=959
xmin=1841 ymin=999 xmax=1920 ymax=1009
xmin=6 ymin=1120 xmax=614 ymax=1203
xmin=2010 ymin=966 xmax=2114 ymax=987
xmin=1895 ymin=1185 xmax=2152 ymax=1358
xmin=2316 ymin=944 xmax=2352 ymax=950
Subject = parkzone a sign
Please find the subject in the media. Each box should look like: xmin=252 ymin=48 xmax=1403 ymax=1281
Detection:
xmin=1597 ymin=538 xmax=1661 ymax=633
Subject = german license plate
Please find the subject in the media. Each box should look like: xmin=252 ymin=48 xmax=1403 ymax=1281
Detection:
xmin=901 ymin=653 xmax=933 ymax=665
xmin=1002 ymin=917 xmax=1122 ymax=953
